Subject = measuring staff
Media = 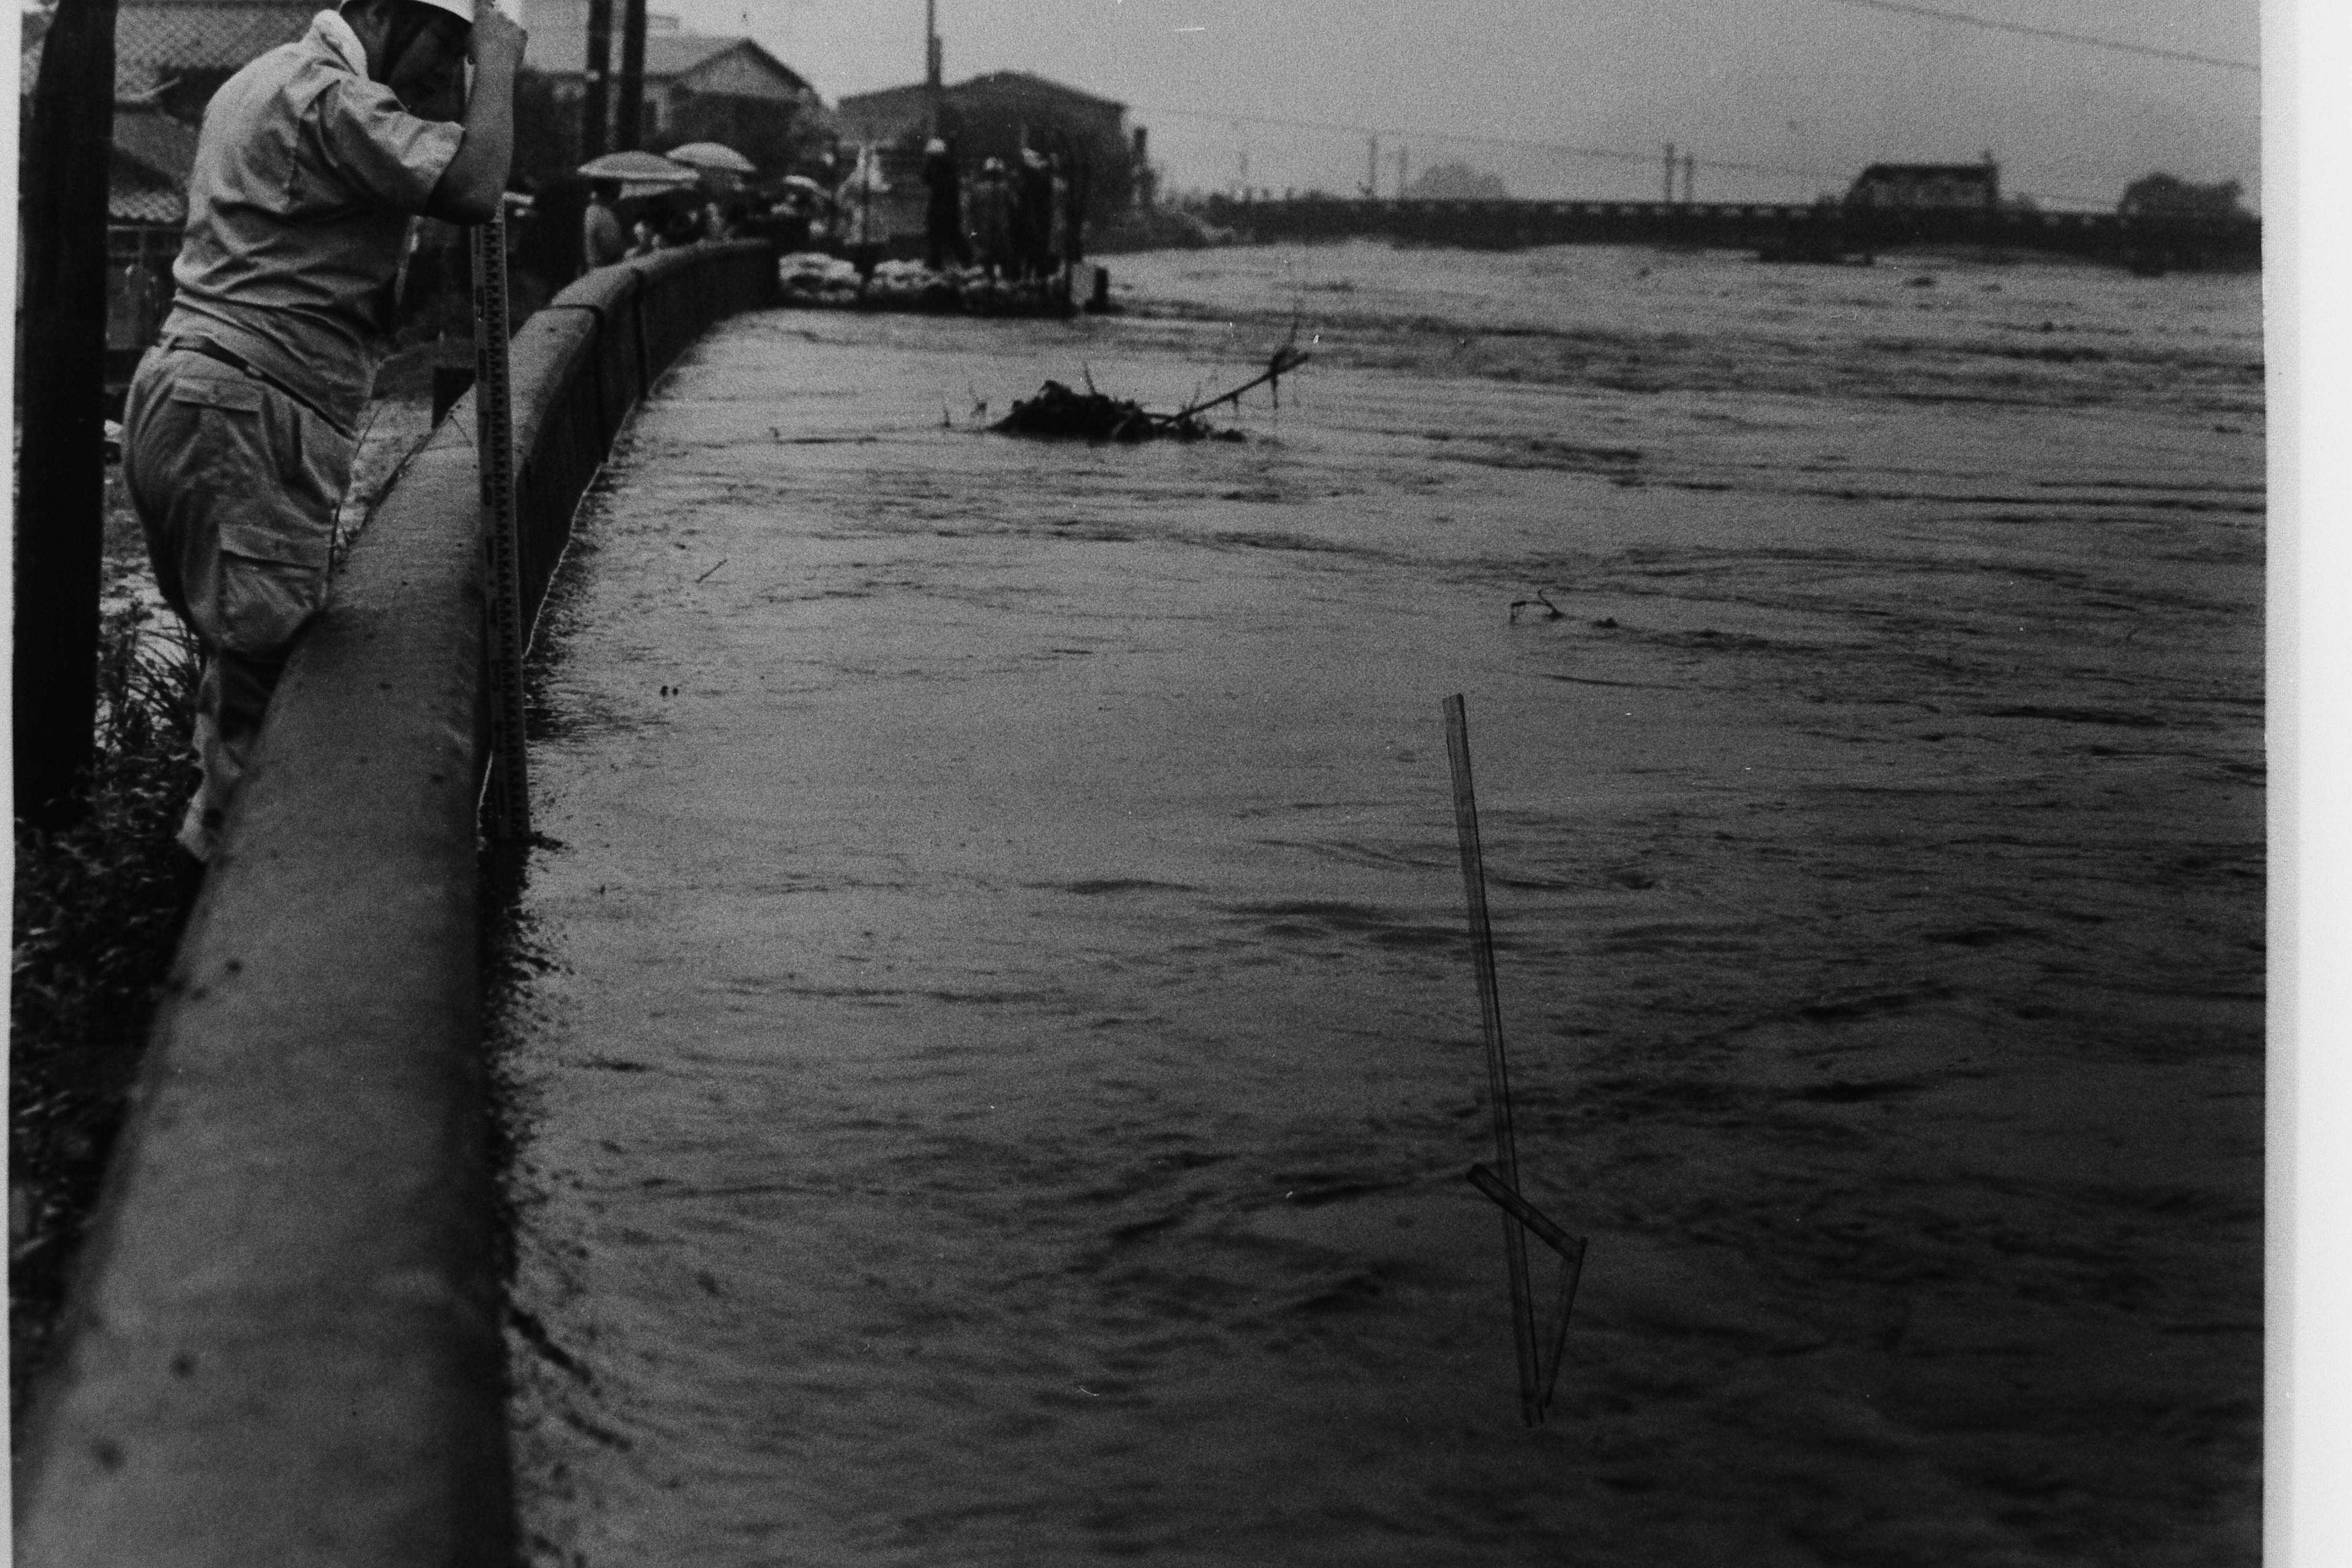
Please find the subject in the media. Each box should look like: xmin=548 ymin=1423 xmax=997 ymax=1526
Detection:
xmin=122 ymin=0 xmax=524 ymax=861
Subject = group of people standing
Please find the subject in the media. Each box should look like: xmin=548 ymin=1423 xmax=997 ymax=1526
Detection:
xmin=579 ymin=137 xmax=1087 ymax=285
xmin=580 ymin=179 xmax=737 ymax=271
xmin=922 ymin=139 xmax=1082 ymax=281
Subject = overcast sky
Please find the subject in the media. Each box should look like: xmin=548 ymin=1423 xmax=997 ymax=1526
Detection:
xmin=631 ymin=0 xmax=2262 ymax=209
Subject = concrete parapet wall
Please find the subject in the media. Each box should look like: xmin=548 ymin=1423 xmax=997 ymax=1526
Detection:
xmin=14 ymin=239 xmax=777 ymax=1567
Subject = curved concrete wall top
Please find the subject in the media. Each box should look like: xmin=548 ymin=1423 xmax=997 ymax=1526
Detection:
xmin=15 ymin=240 xmax=777 ymax=1568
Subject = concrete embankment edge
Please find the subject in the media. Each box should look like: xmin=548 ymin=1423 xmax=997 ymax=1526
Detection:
xmin=14 ymin=241 xmax=777 ymax=1567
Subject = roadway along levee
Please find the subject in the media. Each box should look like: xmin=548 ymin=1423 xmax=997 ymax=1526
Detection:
xmin=13 ymin=239 xmax=776 ymax=1568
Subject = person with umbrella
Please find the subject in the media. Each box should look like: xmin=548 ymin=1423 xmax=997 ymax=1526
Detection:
xmin=582 ymin=177 xmax=627 ymax=269
xmin=667 ymin=141 xmax=755 ymax=242
xmin=574 ymin=149 xmax=696 ymax=255
xmin=772 ymin=174 xmax=824 ymax=250
xmin=119 ymin=0 xmax=524 ymax=861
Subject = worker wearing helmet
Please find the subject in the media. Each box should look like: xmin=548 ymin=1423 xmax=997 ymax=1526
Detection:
xmin=122 ymin=0 xmax=526 ymax=861
xmin=970 ymin=156 xmax=1011 ymax=278
xmin=921 ymin=136 xmax=967 ymax=271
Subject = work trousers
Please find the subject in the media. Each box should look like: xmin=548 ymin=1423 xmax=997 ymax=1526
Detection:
xmin=121 ymin=345 xmax=353 ymax=860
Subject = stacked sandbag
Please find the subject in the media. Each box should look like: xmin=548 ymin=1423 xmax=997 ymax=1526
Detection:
xmin=778 ymin=251 xmax=861 ymax=305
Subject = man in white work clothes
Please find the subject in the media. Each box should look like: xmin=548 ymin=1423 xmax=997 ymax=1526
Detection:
xmin=122 ymin=0 xmax=525 ymax=861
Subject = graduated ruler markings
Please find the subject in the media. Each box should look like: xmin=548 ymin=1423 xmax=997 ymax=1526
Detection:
xmin=473 ymin=201 xmax=530 ymax=841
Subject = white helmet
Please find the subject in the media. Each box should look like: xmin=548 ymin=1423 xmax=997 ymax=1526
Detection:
xmin=404 ymin=0 xmax=477 ymax=23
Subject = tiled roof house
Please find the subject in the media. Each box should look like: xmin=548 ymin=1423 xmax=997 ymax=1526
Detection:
xmin=107 ymin=101 xmax=203 ymax=225
xmin=20 ymin=0 xmax=242 ymax=226
xmin=20 ymin=0 xmax=310 ymax=364
xmin=1845 ymin=160 xmax=2001 ymax=211
xmin=834 ymin=70 xmax=1125 ymax=153
xmin=23 ymin=0 xmax=317 ymax=126
xmin=834 ymin=70 xmax=1137 ymax=218
xmin=522 ymin=2 xmax=822 ymax=160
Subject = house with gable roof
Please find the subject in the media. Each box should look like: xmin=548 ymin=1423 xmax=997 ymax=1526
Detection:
xmin=1844 ymin=158 xmax=2002 ymax=212
xmin=20 ymin=0 xmax=279 ymax=375
xmin=521 ymin=3 xmax=825 ymax=176
xmin=23 ymin=0 xmax=318 ymax=126
xmin=834 ymin=69 xmax=1139 ymax=221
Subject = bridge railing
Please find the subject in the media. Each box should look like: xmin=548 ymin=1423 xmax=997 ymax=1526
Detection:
xmin=1195 ymin=193 xmax=2259 ymax=266
xmin=14 ymin=240 xmax=777 ymax=1568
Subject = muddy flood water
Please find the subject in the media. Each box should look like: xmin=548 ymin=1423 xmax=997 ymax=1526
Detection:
xmin=493 ymin=241 xmax=2263 ymax=1566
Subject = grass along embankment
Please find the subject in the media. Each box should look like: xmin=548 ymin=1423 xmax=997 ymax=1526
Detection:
xmin=10 ymin=602 xmax=201 ymax=1425
xmin=8 ymin=365 xmax=436 ymax=1433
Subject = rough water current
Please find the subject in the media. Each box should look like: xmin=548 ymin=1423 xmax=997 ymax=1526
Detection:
xmin=494 ymin=241 xmax=2262 ymax=1566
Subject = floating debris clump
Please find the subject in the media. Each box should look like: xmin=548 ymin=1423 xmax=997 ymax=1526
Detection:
xmin=992 ymin=380 xmax=1234 ymax=442
xmin=993 ymin=342 xmax=1310 ymax=444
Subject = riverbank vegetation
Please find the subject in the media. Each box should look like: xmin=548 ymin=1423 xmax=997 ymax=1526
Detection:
xmin=9 ymin=601 xmax=201 ymax=1422
xmin=9 ymin=376 xmax=433 ymax=1428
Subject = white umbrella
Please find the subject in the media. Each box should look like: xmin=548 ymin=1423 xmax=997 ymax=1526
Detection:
xmin=578 ymin=150 xmax=698 ymax=188
xmin=666 ymin=141 xmax=757 ymax=175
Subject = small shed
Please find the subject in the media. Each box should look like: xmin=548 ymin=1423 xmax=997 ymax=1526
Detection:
xmin=1845 ymin=160 xmax=2000 ymax=211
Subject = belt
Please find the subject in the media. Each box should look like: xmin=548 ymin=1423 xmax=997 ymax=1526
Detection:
xmin=165 ymin=337 xmax=351 ymax=436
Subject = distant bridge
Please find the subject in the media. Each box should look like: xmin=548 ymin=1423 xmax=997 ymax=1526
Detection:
xmin=1194 ymin=194 xmax=2260 ymax=272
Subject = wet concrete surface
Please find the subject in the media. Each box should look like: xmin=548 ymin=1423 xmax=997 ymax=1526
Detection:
xmin=497 ymin=245 xmax=2262 ymax=1566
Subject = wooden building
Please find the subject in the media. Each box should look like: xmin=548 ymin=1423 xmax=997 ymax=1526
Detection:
xmin=1845 ymin=160 xmax=2001 ymax=211
xmin=21 ymin=2 xmax=234 ymax=380
xmin=23 ymin=0 xmax=317 ymax=125
xmin=835 ymin=70 xmax=1138 ymax=218
xmin=99 ymin=102 xmax=203 ymax=377
xmin=522 ymin=6 xmax=824 ymax=174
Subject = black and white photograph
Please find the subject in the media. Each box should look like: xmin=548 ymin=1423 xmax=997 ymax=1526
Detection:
xmin=6 ymin=0 xmax=2318 ymax=1562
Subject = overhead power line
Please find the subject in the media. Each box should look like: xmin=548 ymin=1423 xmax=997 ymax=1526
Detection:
xmin=1136 ymin=108 xmax=2133 ymax=208
xmin=1806 ymin=0 xmax=2259 ymax=72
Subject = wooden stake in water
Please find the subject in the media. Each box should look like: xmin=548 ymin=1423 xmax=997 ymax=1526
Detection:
xmin=473 ymin=201 xmax=530 ymax=841
xmin=1444 ymin=693 xmax=1542 ymax=1426
xmin=1468 ymin=1162 xmax=1589 ymax=1413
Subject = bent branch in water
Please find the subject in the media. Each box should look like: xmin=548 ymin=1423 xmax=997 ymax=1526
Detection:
xmin=994 ymin=342 xmax=1313 ymax=442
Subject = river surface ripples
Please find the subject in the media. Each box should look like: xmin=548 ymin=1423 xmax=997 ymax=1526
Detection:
xmin=497 ymin=242 xmax=2263 ymax=1567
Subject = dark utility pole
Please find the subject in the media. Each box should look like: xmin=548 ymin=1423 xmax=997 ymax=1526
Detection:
xmin=16 ymin=0 xmax=121 ymax=830
xmin=616 ymin=0 xmax=647 ymax=151
xmin=1662 ymin=142 xmax=1675 ymax=203
xmin=924 ymin=0 xmax=942 ymax=136
xmin=583 ymin=0 xmax=611 ymax=157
